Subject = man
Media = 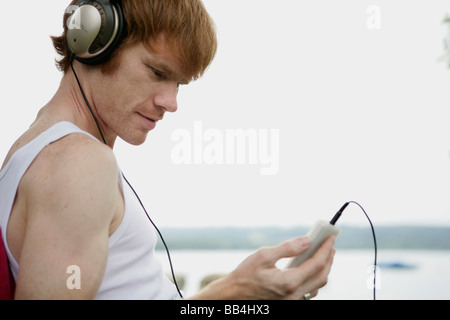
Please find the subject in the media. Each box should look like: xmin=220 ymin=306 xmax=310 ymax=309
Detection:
xmin=0 ymin=0 xmax=335 ymax=299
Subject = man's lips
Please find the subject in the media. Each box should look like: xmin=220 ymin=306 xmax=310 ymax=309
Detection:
xmin=138 ymin=113 xmax=163 ymax=122
xmin=138 ymin=113 xmax=160 ymax=130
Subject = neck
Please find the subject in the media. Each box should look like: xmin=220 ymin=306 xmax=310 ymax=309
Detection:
xmin=42 ymin=63 xmax=117 ymax=148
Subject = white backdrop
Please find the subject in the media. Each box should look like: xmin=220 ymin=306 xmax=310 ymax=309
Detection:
xmin=1 ymin=1 xmax=450 ymax=228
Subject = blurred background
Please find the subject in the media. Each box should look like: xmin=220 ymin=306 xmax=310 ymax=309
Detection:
xmin=1 ymin=0 xmax=450 ymax=299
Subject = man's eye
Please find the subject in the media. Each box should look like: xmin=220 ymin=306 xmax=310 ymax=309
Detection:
xmin=147 ymin=65 xmax=164 ymax=79
xmin=152 ymin=68 xmax=164 ymax=79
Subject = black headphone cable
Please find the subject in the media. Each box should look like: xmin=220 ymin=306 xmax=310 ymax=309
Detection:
xmin=330 ymin=201 xmax=378 ymax=300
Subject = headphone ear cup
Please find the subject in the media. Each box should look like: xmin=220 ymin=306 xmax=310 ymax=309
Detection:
xmin=85 ymin=1 xmax=111 ymax=55
xmin=67 ymin=3 xmax=103 ymax=57
xmin=67 ymin=0 xmax=126 ymax=65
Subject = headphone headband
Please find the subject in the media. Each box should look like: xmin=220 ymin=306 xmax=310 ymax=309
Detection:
xmin=67 ymin=0 xmax=127 ymax=65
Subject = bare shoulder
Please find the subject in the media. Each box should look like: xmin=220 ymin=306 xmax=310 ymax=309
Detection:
xmin=26 ymin=132 xmax=118 ymax=184
xmin=22 ymin=132 xmax=120 ymax=224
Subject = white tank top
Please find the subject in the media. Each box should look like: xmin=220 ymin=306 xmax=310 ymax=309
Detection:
xmin=0 ymin=122 xmax=180 ymax=300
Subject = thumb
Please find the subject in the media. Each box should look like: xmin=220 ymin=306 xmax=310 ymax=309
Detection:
xmin=277 ymin=236 xmax=312 ymax=259
xmin=258 ymin=237 xmax=311 ymax=266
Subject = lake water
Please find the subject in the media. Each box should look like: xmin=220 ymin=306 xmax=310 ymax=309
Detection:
xmin=156 ymin=249 xmax=450 ymax=300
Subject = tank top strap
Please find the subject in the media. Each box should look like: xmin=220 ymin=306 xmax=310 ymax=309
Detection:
xmin=0 ymin=121 xmax=98 ymax=188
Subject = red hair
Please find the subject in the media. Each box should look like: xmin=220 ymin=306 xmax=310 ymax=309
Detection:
xmin=51 ymin=0 xmax=217 ymax=81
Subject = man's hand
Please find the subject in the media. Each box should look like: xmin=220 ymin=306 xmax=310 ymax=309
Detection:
xmin=190 ymin=236 xmax=336 ymax=300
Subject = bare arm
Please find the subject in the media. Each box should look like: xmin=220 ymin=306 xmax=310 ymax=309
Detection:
xmin=189 ymin=236 xmax=336 ymax=300
xmin=14 ymin=136 xmax=119 ymax=299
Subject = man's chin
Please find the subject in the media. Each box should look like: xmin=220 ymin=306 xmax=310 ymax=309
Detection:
xmin=123 ymin=131 xmax=150 ymax=146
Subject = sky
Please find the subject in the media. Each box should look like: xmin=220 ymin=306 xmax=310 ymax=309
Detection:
xmin=1 ymin=1 xmax=450 ymax=228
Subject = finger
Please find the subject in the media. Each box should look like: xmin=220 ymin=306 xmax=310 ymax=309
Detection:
xmin=301 ymin=236 xmax=336 ymax=275
xmin=283 ymin=236 xmax=336 ymax=290
xmin=304 ymin=245 xmax=336 ymax=292
xmin=256 ymin=237 xmax=311 ymax=267
xmin=288 ymin=246 xmax=335 ymax=300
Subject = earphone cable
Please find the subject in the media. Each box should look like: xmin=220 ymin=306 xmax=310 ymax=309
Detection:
xmin=70 ymin=54 xmax=107 ymax=144
xmin=338 ymin=201 xmax=378 ymax=300
xmin=121 ymin=173 xmax=184 ymax=298
xmin=70 ymin=57 xmax=184 ymax=298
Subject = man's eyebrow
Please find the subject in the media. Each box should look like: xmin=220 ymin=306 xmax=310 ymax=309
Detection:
xmin=152 ymin=60 xmax=190 ymax=85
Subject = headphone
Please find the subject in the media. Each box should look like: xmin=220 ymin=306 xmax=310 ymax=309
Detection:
xmin=66 ymin=0 xmax=127 ymax=65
